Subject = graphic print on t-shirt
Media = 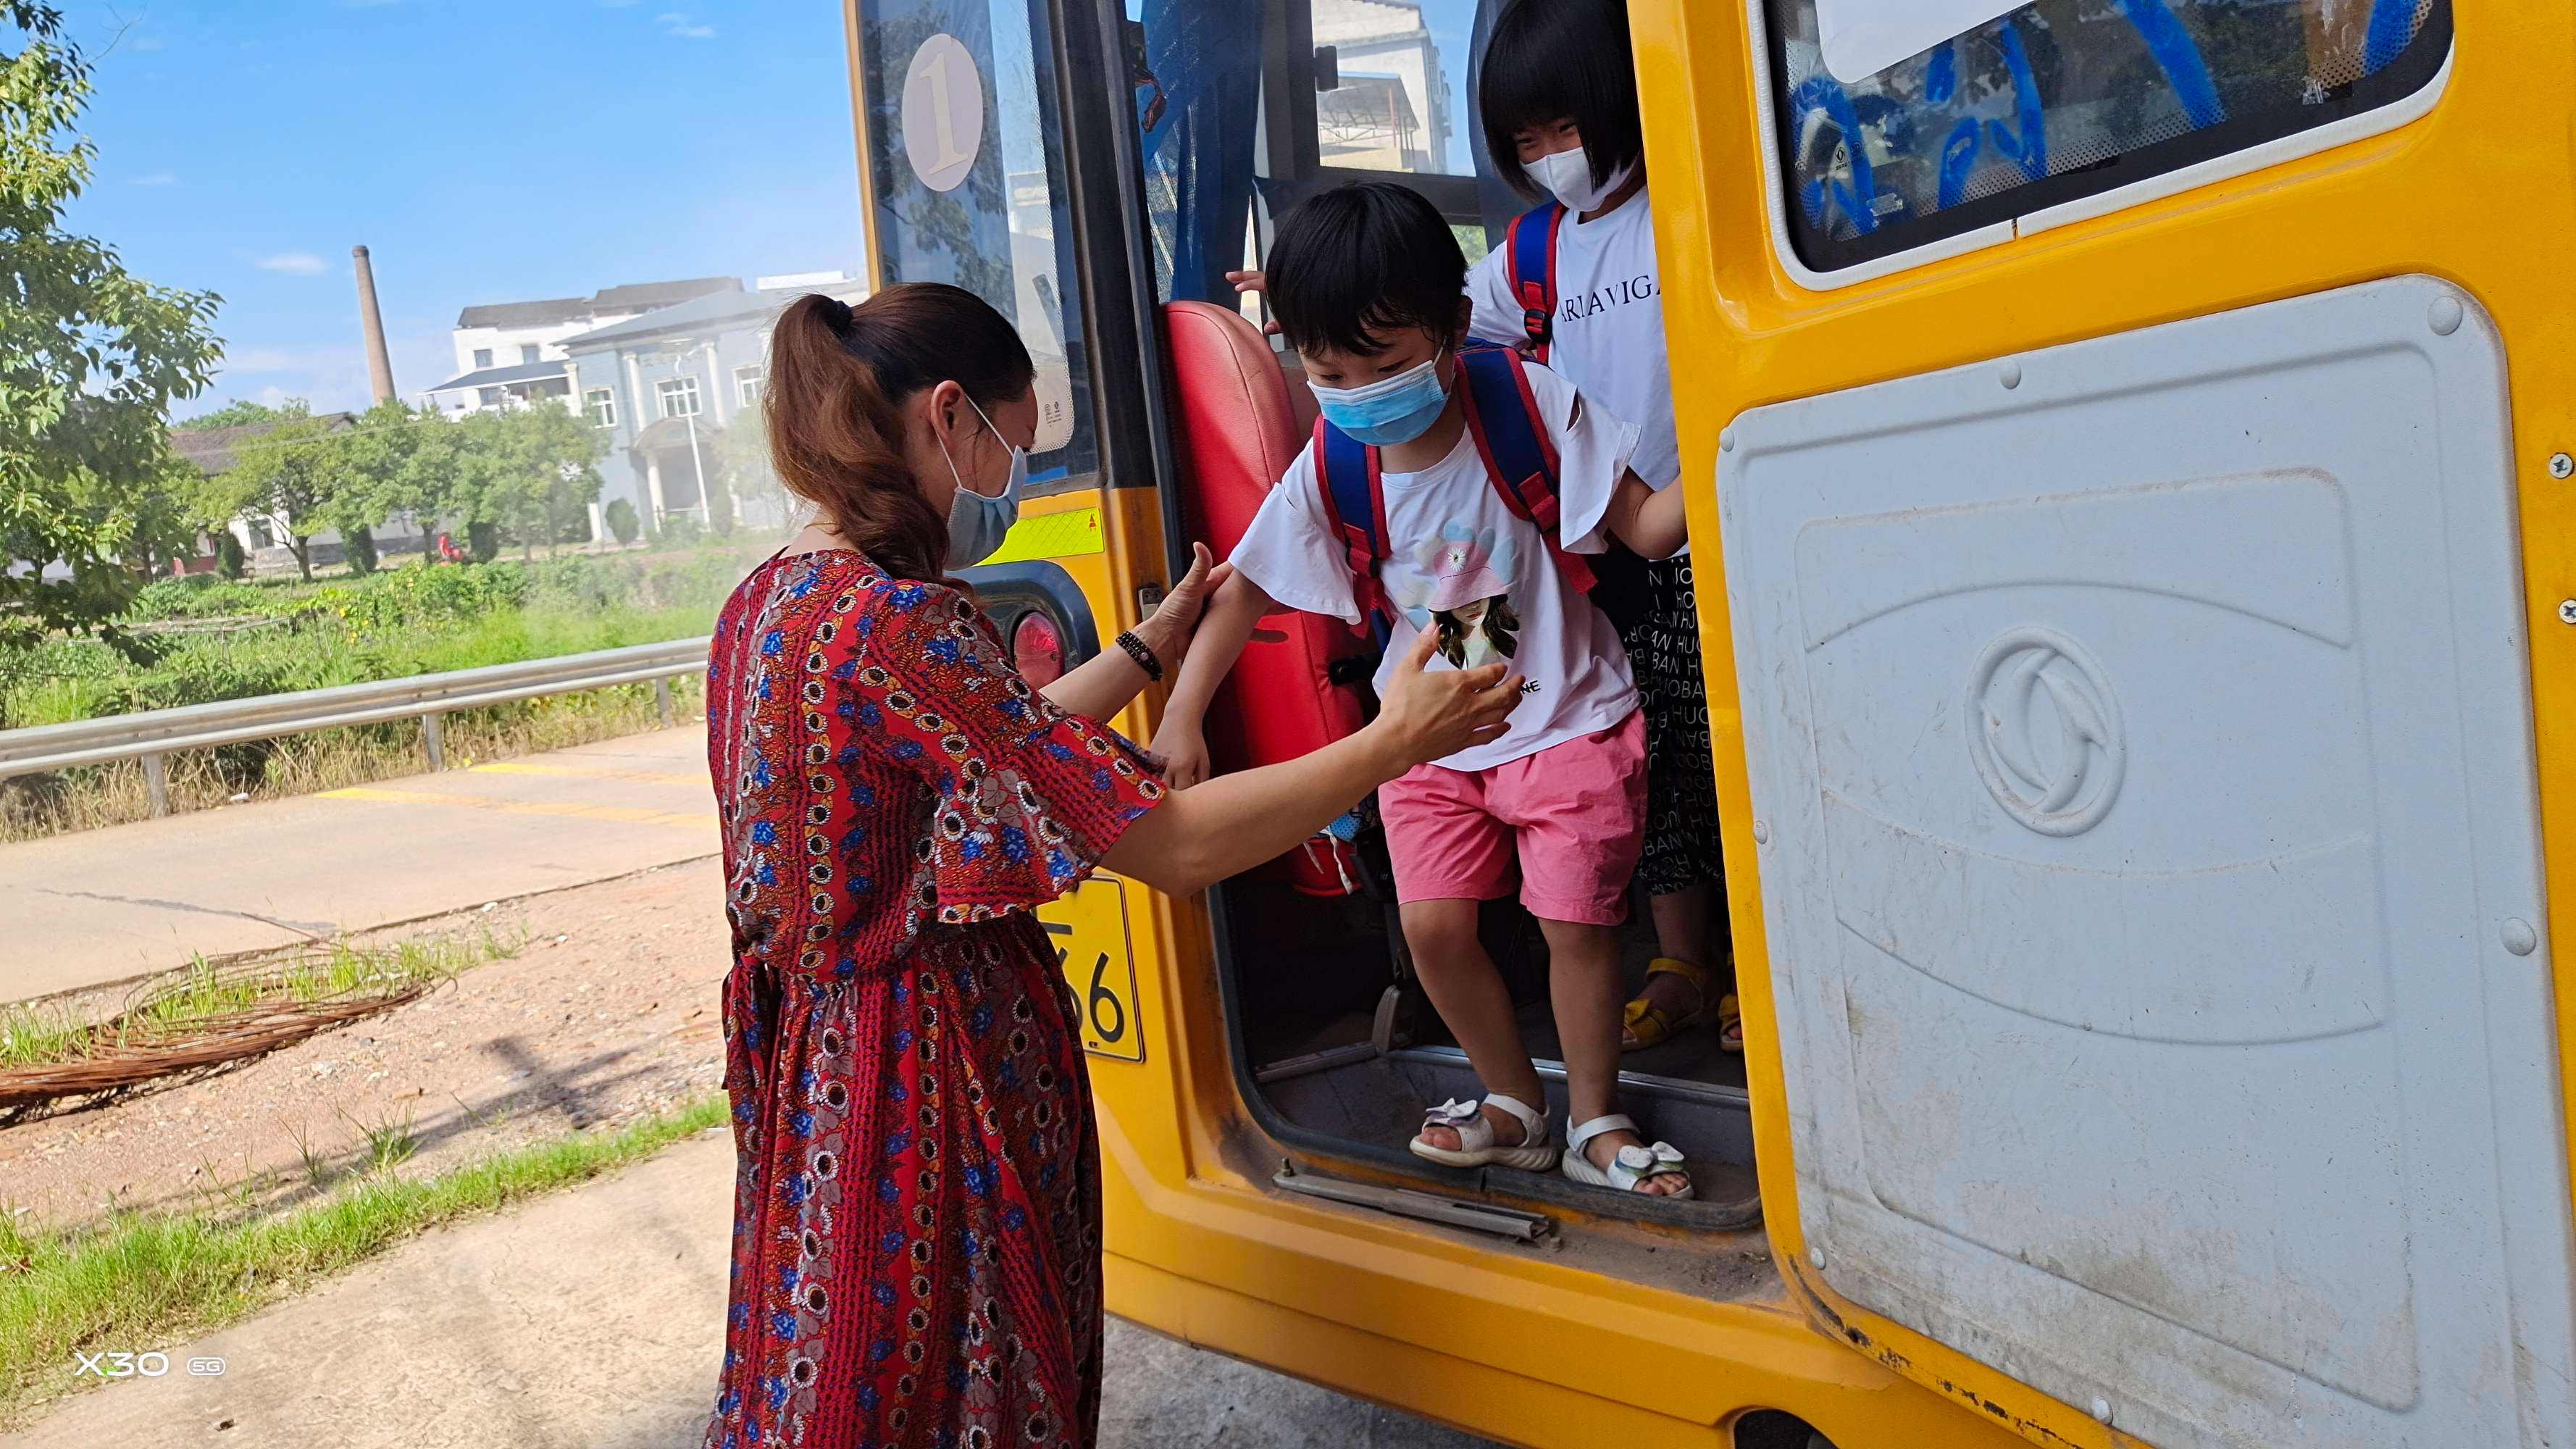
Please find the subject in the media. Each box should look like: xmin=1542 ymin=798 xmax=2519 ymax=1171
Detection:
xmin=1393 ymin=524 xmax=1523 ymax=669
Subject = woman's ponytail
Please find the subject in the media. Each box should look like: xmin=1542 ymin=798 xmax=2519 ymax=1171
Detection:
xmin=764 ymin=283 xmax=1034 ymax=582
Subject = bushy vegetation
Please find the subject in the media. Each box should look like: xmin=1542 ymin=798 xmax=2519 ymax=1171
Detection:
xmin=4 ymin=547 xmax=748 ymax=730
xmin=0 ymin=544 xmax=758 ymax=840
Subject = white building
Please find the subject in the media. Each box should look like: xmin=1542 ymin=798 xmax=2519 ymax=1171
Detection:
xmin=1313 ymin=0 xmax=1452 ymax=175
xmin=425 ymin=277 xmax=743 ymax=417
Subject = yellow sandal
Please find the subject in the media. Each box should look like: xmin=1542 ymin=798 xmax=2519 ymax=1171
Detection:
xmin=1620 ymin=957 xmax=1711 ymax=1051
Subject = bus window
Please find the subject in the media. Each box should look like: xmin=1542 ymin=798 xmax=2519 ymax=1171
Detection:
xmin=856 ymin=0 xmax=1095 ymax=484
xmin=1126 ymin=0 xmax=1520 ymax=310
xmin=1312 ymin=0 xmax=1477 ymax=178
xmin=1765 ymin=0 xmax=2454 ymax=272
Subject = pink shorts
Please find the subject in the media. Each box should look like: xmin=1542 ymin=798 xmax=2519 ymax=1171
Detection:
xmin=1377 ymin=711 xmax=1648 ymax=925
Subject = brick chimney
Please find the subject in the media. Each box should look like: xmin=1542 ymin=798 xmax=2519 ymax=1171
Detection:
xmin=352 ymin=244 xmax=396 ymax=405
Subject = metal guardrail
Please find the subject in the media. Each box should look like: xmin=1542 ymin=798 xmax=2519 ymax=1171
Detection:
xmin=0 ymin=637 xmax=711 ymax=817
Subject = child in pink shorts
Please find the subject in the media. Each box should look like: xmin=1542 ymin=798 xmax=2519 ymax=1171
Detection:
xmin=1153 ymin=183 xmax=1693 ymax=1199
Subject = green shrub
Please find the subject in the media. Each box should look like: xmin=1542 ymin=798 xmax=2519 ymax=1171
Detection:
xmin=344 ymin=526 xmax=378 ymax=577
xmin=604 ymin=498 xmax=640 ymax=546
xmin=465 ymin=522 xmax=499 ymax=564
xmin=214 ymin=533 xmax=245 ymax=580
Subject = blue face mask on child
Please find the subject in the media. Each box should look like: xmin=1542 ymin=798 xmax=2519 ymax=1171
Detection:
xmin=1310 ymin=348 xmax=1453 ymax=447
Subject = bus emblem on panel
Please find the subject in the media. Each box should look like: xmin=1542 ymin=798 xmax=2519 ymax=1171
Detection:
xmin=1965 ymin=627 xmax=2125 ymax=837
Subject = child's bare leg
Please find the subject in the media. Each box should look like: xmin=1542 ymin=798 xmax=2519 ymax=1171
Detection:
xmin=1626 ymin=881 xmax=1718 ymax=1041
xmin=1541 ymin=916 xmax=1684 ymax=1195
xmin=1403 ymin=898 xmax=1544 ymax=1151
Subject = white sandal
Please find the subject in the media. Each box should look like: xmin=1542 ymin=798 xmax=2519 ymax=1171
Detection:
xmin=1408 ymin=1093 xmax=1557 ymax=1171
xmin=1560 ymin=1114 xmax=1694 ymax=1199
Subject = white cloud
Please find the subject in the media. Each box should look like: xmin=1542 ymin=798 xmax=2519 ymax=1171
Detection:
xmin=133 ymin=170 xmax=175 ymax=186
xmin=655 ymin=11 xmax=716 ymax=38
xmin=254 ymin=251 xmax=329 ymax=276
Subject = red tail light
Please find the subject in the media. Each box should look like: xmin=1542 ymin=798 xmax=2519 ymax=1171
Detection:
xmin=1011 ymin=609 xmax=1066 ymax=687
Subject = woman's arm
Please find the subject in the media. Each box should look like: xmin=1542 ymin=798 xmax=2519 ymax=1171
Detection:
xmin=1038 ymin=543 xmax=1228 ymax=721
xmin=1105 ymin=625 xmax=1522 ymax=896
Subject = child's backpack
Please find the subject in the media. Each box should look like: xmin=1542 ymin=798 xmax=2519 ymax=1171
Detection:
xmin=1309 ymin=343 xmax=1596 ymax=652
xmin=1502 ymin=201 xmax=1566 ymax=364
xmin=1498 ymin=196 xmax=1660 ymax=638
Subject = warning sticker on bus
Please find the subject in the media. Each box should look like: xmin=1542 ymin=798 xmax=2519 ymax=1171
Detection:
xmin=1037 ymin=875 xmax=1144 ymax=1063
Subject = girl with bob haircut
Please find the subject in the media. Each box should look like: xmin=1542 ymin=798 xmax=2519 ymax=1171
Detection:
xmin=1477 ymin=0 xmax=1737 ymax=1061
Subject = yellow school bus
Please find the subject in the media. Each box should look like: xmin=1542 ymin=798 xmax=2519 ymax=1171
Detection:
xmin=846 ymin=1 xmax=2572 ymax=1444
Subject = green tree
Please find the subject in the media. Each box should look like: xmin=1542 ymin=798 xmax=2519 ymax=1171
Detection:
xmin=0 ymin=4 xmax=224 ymax=649
xmin=603 ymin=496 xmax=640 ymax=546
xmin=494 ymin=398 xmax=604 ymax=557
xmin=714 ymin=407 xmax=795 ymax=535
xmin=175 ymin=398 xmax=285 ymax=430
xmin=322 ymin=400 xmax=432 ymax=569
xmin=204 ymin=402 xmax=343 ymax=580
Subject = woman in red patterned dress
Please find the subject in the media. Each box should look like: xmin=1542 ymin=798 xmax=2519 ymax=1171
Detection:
xmin=701 ymin=284 xmax=1523 ymax=1449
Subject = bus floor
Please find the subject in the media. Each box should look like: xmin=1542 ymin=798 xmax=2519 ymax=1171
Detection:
xmin=1255 ymin=953 xmax=1762 ymax=1229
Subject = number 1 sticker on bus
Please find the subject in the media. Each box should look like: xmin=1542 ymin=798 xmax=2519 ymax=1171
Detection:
xmin=1037 ymin=875 xmax=1143 ymax=1063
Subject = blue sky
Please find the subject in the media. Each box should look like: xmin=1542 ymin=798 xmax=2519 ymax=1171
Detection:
xmin=61 ymin=1 xmax=864 ymax=420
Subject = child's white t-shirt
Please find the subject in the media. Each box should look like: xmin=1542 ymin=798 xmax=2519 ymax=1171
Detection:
xmin=1465 ymin=185 xmax=1678 ymax=493
xmin=1226 ymin=362 xmax=1641 ymax=773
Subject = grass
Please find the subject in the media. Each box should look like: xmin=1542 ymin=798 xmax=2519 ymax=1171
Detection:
xmin=0 ymin=541 xmax=753 ymax=842
xmin=0 ymin=1091 xmax=729 ymax=1426
xmin=0 ymin=935 xmax=514 ymax=1070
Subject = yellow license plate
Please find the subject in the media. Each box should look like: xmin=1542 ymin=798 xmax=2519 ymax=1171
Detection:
xmin=1039 ymin=874 xmax=1145 ymax=1063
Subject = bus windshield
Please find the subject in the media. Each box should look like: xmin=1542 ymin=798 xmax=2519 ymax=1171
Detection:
xmin=856 ymin=0 xmax=1095 ymax=484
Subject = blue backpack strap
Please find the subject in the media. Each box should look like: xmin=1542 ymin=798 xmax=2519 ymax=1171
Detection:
xmin=1455 ymin=348 xmax=1595 ymax=596
xmin=1502 ymin=202 xmax=1564 ymax=364
xmin=1309 ymin=417 xmax=1398 ymax=648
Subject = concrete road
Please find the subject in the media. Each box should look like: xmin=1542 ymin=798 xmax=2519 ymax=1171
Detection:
xmin=0 ymin=1129 xmax=1502 ymax=1449
xmin=2 ymin=728 xmax=719 ymax=1005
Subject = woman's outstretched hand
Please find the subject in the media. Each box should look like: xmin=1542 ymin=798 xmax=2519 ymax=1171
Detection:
xmin=1367 ymin=625 xmax=1523 ymax=771
xmin=1137 ymin=542 xmax=1231 ymax=671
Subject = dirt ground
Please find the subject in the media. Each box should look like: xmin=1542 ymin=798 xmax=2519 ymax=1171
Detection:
xmin=0 ymin=859 xmax=735 ymax=1233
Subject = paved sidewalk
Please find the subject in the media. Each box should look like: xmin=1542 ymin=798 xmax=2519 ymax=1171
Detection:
xmin=2 ymin=727 xmax=719 ymax=1005
xmin=2 ymin=1131 xmax=1500 ymax=1448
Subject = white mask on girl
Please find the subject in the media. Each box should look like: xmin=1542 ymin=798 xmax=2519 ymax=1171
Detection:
xmin=1529 ymin=149 xmax=1636 ymax=214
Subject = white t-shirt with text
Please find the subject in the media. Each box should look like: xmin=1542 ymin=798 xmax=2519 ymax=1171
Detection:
xmin=1227 ymin=362 xmax=1640 ymax=773
xmin=1467 ymin=185 xmax=1678 ymax=493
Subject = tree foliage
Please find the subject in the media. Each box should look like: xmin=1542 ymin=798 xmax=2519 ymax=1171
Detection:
xmin=714 ymin=406 xmax=795 ymax=534
xmin=176 ymin=396 xmax=607 ymax=577
xmin=1 ymin=4 xmax=224 ymax=648
xmin=202 ymin=402 xmax=341 ymax=580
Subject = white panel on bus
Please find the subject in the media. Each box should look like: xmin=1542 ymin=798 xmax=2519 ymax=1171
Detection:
xmin=1720 ymin=276 xmax=2575 ymax=1446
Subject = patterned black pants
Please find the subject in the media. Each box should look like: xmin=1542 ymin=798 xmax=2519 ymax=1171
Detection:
xmin=1625 ymin=554 xmax=1725 ymax=897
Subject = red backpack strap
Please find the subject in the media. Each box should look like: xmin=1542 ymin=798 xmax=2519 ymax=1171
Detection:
xmin=1310 ymin=417 xmax=1399 ymax=642
xmin=1502 ymin=202 xmax=1564 ymax=365
xmin=1455 ymin=348 xmax=1595 ymax=596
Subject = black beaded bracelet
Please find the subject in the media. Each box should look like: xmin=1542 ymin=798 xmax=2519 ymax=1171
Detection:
xmin=1115 ymin=629 xmax=1163 ymax=682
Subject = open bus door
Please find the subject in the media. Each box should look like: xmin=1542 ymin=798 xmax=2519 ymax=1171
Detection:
xmin=1645 ymin=0 xmax=2576 ymax=1444
xmin=848 ymin=0 xmax=2576 ymax=1443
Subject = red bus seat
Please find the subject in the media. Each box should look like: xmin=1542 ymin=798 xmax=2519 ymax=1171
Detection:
xmin=1160 ymin=300 xmax=1372 ymax=895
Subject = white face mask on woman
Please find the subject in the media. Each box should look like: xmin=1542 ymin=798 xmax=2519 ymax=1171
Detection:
xmin=1528 ymin=148 xmax=1636 ymax=214
xmin=937 ymin=392 xmax=1024 ymax=567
